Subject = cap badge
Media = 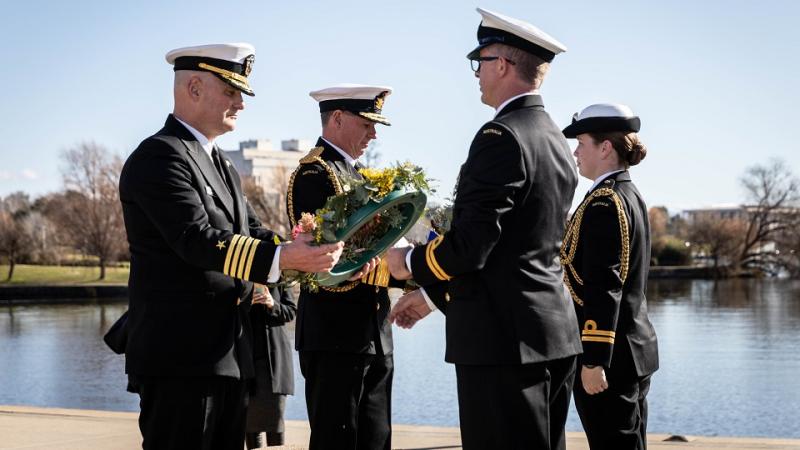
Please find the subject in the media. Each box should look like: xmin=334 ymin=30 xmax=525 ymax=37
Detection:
xmin=374 ymin=94 xmax=385 ymax=112
xmin=243 ymin=54 xmax=255 ymax=77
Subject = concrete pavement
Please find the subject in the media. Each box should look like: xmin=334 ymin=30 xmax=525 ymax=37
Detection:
xmin=1 ymin=405 xmax=799 ymax=449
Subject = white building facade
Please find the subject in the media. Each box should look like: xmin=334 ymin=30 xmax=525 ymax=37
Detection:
xmin=223 ymin=139 xmax=311 ymax=195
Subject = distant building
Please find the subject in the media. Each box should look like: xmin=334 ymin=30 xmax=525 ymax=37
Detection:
xmin=682 ymin=204 xmax=799 ymax=265
xmin=683 ymin=204 xmax=799 ymax=223
xmin=682 ymin=204 xmax=747 ymax=223
xmin=223 ymin=139 xmax=311 ymax=195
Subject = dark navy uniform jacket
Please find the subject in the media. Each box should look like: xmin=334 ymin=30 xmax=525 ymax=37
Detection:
xmin=287 ymin=137 xmax=395 ymax=355
xmin=409 ymin=95 xmax=583 ymax=365
xmin=119 ymin=114 xmax=279 ymax=380
xmin=561 ymin=170 xmax=659 ymax=379
xmin=251 ymin=281 xmax=296 ymax=395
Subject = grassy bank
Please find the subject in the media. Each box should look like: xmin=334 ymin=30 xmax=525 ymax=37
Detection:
xmin=0 ymin=264 xmax=128 ymax=285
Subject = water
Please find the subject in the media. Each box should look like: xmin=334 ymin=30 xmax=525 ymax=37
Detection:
xmin=1 ymin=279 xmax=798 ymax=438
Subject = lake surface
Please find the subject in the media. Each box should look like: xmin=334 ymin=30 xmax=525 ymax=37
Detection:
xmin=1 ymin=278 xmax=799 ymax=438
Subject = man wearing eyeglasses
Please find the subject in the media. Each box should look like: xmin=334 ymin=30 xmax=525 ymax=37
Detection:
xmin=387 ymin=8 xmax=582 ymax=450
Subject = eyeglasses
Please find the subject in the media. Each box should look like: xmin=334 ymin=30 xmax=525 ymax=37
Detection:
xmin=470 ymin=56 xmax=516 ymax=73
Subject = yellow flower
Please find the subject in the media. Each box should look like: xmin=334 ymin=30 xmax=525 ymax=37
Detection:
xmin=359 ymin=167 xmax=397 ymax=198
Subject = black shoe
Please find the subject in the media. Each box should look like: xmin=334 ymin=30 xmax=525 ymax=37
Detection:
xmin=246 ymin=432 xmax=265 ymax=449
xmin=266 ymin=431 xmax=285 ymax=446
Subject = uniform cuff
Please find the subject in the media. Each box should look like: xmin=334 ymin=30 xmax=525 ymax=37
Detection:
xmin=267 ymin=246 xmax=282 ymax=283
xmin=419 ymin=287 xmax=437 ymax=311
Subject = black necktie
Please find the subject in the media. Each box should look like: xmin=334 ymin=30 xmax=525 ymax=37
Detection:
xmin=211 ymin=148 xmax=231 ymax=192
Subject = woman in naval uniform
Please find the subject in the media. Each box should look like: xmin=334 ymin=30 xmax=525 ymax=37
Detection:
xmin=560 ymin=104 xmax=659 ymax=450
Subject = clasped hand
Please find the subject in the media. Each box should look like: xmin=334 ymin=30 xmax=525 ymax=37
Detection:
xmin=385 ymin=246 xmax=413 ymax=280
xmin=389 ymin=289 xmax=432 ymax=329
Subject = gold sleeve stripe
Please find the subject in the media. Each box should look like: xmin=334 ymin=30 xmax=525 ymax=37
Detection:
xmin=426 ymin=236 xmax=451 ymax=281
xmin=228 ymin=236 xmax=247 ymax=277
xmin=224 ymin=235 xmax=244 ymax=276
xmin=426 ymin=244 xmax=447 ymax=281
xmin=582 ymin=336 xmax=615 ymax=344
xmin=583 ymin=329 xmax=616 ymax=337
xmin=363 ymin=264 xmax=376 ymax=285
xmin=375 ymin=258 xmax=390 ymax=286
xmin=236 ymin=237 xmax=257 ymax=279
xmin=377 ymin=259 xmax=392 ymax=286
xmin=242 ymin=239 xmax=262 ymax=280
xmin=361 ymin=258 xmax=391 ymax=287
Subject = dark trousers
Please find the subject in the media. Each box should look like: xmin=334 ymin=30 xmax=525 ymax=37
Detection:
xmin=574 ymin=373 xmax=651 ymax=450
xmin=136 ymin=375 xmax=249 ymax=450
xmin=299 ymin=351 xmax=393 ymax=450
xmin=455 ymin=355 xmax=577 ymax=450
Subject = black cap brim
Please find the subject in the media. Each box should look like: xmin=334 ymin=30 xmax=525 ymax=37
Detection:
xmin=468 ymin=25 xmax=557 ymax=62
xmin=562 ymin=117 xmax=641 ymax=138
xmin=467 ymin=43 xmax=491 ymax=60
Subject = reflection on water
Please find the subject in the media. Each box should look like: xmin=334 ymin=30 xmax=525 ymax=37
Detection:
xmin=1 ymin=279 xmax=799 ymax=438
xmin=643 ymin=279 xmax=800 ymax=438
xmin=0 ymin=303 xmax=133 ymax=412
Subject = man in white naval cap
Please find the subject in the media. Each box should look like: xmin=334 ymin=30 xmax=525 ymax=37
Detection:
xmin=287 ymin=84 xmax=402 ymax=450
xmin=117 ymin=43 xmax=344 ymax=450
xmin=387 ymin=8 xmax=582 ymax=450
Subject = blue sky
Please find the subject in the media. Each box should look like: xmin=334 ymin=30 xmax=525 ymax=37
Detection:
xmin=1 ymin=0 xmax=797 ymax=212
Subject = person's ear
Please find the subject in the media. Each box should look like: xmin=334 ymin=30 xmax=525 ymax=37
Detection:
xmin=188 ymin=77 xmax=202 ymax=100
xmin=600 ymin=140 xmax=613 ymax=159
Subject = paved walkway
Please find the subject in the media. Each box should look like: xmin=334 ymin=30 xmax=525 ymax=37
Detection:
xmin=1 ymin=405 xmax=799 ymax=449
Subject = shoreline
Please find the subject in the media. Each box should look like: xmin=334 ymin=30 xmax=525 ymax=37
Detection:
xmin=0 ymin=269 xmax=766 ymax=304
xmin=2 ymin=405 xmax=799 ymax=449
xmin=0 ymin=284 xmax=127 ymax=304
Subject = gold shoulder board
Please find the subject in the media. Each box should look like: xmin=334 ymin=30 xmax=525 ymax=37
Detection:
xmin=299 ymin=147 xmax=325 ymax=164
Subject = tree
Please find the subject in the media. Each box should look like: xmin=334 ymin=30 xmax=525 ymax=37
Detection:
xmin=777 ymin=221 xmax=800 ymax=277
xmin=738 ymin=159 xmax=800 ymax=274
xmin=687 ymin=216 xmax=747 ymax=274
xmin=648 ymin=206 xmax=669 ymax=241
xmin=241 ymin=166 xmax=291 ymax=238
xmin=49 ymin=142 xmax=126 ymax=280
xmin=0 ymin=193 xmax=35 ymax=280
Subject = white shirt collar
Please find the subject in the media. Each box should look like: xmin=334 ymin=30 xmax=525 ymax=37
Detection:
xmin=174 ymin=116 xmax=216 ymax=158
xmin=321 ymin=137 xmax=358 ymax=167
xmin=494 ymin=91 xmax=540 ymax=117
xmin=590 ymin=170 xmax=625 ymax=191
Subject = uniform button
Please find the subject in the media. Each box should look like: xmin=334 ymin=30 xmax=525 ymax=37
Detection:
xmin=376 ymin=303 xmax=380 ymax=310
xmin=445 ymin=293 xmax=451 ymax=302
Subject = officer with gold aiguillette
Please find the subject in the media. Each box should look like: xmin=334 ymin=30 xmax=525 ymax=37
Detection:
xmin=561 ymin=103 xmax=659 ymax=450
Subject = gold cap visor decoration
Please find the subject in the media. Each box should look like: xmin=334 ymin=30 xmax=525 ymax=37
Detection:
xmin=358 ymin=112 xmax=391 ymax=126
